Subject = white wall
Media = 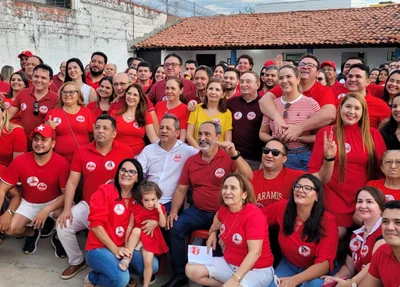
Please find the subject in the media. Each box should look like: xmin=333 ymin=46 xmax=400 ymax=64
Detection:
xmin=0 ymin=0 xmax=167 ymax=73
xmin=255 ymin=0 xmax=352 ymax=13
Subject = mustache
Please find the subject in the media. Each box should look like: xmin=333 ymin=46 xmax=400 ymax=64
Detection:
xmin=199 ymin=140 xmax=210 ymax=145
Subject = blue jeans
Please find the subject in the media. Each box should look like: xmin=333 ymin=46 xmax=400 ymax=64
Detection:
xmin=284 ymin=149 xmax=311 ymax=171
xmin=169 ymin=206 xmax=215 ymax=277
xmin=86 ymin=248 xmax=159 ymax=287
xmin=269 ymin=257 xmax=324 ymax=287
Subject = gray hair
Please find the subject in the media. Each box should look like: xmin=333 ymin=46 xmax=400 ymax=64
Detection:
xmin=161 ymin=113 xmax=180 ymax=130
xmin=382 ymin=149 xmax=400 ymax=161
xmin=200 ymin=121 xmax=222 ymax=135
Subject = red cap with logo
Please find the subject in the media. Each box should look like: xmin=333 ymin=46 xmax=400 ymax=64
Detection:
xmin=321 ymin=61 xmax=336 ymax=70
xmin=30 ymin=124 xmax=56 ymax=140
xmin=264 ymin=60 xmax=275 ymax=67
xmin=18 ymin=51 xmax=33 ymax=58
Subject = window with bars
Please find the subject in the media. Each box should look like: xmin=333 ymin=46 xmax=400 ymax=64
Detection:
xmin=28 ymin=0 xmax=71 ymax=9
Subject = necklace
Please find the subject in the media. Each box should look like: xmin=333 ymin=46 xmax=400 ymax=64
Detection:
xmin=127 ymin=116 xmax=132 ymax=120
xmin=220 ymin=206 xmax=244 ymax=241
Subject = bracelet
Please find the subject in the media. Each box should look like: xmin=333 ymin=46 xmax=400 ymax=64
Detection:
xmin=232 ymin=273 xmax=242 ymax=283
xmin=324 ymin=157 xmax=335 ymax=162
xmin=231 ymin=151 xmax=241 ymax=160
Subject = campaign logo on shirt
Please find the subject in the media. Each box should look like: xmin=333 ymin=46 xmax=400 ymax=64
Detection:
xmin=360 ymin=245 xmax=369 ymax=258
xmin=4 ymin=102 xmax=10 ymax=109
xmin=105 ymin=160 xmax=116 ymax=171
xmin=234 ymin=112 xmax=242 ymax=120
xmin=247 ymin=112 xmax=256 ymax=120
xmin=215 ymin=168 xmax=225 ymax=178
xmin=76 ymin=115 xmax=85 ymax=123
xmin=37 ymin=182 xmax=47 ymax=191
xmin=220 ymin=224 xmax=226 ymax=234
xmin=115 ymin=226 xmax=125 ymax=237
xmin=39 ymin=105 xmax=48 ymax=114
xmin=27 ymin=176 xmax=39 ymax=187
xmin=385 ymin=194 xmax=395 ymax=202
xmin=86 ymin=162 xmax=97 ymax=171
xmin=162 ymin=96 xmax=168 ymax=101
xmin=232 ymin=233 xmax=243 ymax=245
xmin=298 ymin=245 xmax=311 ymax=257
xmin=173 ymin=154 xmax=182 ymax=163
xmin=352 ymin=252 xmax=358 ymax=265
xmin=53 ymin=117 xmax=62 ymax=126
xmin=114 ymin=204 xmax=125 ymax=215
xmin=133 ymin=122 xmax=140 ymax=129
xmin=212 ymin=118 xmax=222 ymax=125
xmin=345 ymin=143 xmax=351 ymax=153
xmin=20 ymin=103 xmax=27 ymax=111
xmin=190 ymin=246 xmax=200 ymax=255
xmin=350 ymin=237 xmax=361 ymax=252
xmin=338 ymin=93 xmax=346 ymax=100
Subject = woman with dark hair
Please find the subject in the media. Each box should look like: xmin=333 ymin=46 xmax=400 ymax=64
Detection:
xmin=3 ymin=71 xmax=29 ymax=125
xmin=369 ymin=68 xmax=379 ymax=83
xmin=111 ymin=83 xmax=159 ymax=155
xmin=126 ymin=67 xmax=138 ymax=83
xmin=213 ymin=63 xmax=226 ymax=79
xmin=154 ymin=65 xmax=165 ymax=83
xmin=186 ymin=78 xmax=232 ymax=149
xmin=84 ymin=159 xmax=159 ymax=287
xmin=381 ymin=70 xmax=400 ymax=106
xmin=263 ymin=174 xmax=338 ymax=287
xmin=323 ymin=186 xmax=386 ymax=287
xmin=380 ymin=94 xmax=400 ymax=149
xmin=376 ymin=68 xmax=389 ymax=85
xmin=86 ymin=76 xmax=115 ymax=117
xmin=64 ymin=58 xmax=96 ymax=104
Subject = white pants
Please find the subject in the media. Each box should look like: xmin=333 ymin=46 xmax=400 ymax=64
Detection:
xmin=56 ymin=201 xmax=90 ymax=265
xmin=16 ymin=198 xmax=57 ymax=221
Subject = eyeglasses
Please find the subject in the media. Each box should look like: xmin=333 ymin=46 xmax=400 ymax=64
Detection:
xmin=383 ymin=160 xmax=400 ymax=167
xmin=283 ymin=103 xmax=292 ymax=119
xmin=293 ymin=183 xmax=315 ymax=194
xmin=61 ymin=90 xmax=78 ymax=96
xmin=33 ymin=101 xmax=39 ymax=116
xmin=262 ymin=147 xmax=285 ymax=157
xmin=299 ymin=62 xmax=318 ymax=69
xmin=164 ymin=63 xmax=180 ymax=68
xmin=119 ymin=168 xmax=138 ymax=177
xmin=317 ymin=77 xmax=324 ymax=81
xmin=260 ymin=72 xmax=265 ymax=76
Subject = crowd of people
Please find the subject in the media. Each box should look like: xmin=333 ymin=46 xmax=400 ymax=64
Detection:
xmin=0 ymin=50 xmax=399 ymax=287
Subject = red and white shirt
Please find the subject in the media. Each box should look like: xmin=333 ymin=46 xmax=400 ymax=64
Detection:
xmin=367 ymin=179 xmax=400 ymax=202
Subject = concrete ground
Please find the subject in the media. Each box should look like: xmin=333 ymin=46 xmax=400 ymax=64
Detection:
xmin=0 ymin=233 xmax=201 ymax=287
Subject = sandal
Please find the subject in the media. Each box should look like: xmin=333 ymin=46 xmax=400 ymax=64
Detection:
xmin=118 ymin=256 xmax=131 ymax=272
xmin=127 ymin=278 xmax=137 ymax=287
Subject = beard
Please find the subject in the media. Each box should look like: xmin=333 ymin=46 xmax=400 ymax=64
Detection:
xmin=90 ymin=67 xmax=104 ymax=77
xmin=33 ymin=148 xmax=52 ymax=156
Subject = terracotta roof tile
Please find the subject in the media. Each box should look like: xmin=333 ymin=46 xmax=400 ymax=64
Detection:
xmin=136 ymin=5 xmax=400 ymax=49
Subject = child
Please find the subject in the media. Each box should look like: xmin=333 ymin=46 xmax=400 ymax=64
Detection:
xmin=119 ymin=181 xmax=168 ymax=287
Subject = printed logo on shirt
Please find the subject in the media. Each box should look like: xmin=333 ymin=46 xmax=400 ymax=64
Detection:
xmin=232 ymin=233 xmax=243 ymax=245
xmin=133 ymin=122 xmax=140 ymax=129
xmin=37 ymin=182 xmax=47 ymax=191
xmin=360 ymin=244 xmax=369 ymax=258
xmin=385 ymin=194 xmax=395 ymax=202
xmin=115 ymin=226 xmax=125 ymax=237
xmin=212 ymin=118 xmax=222 ymax=125
xmin=350 ymin=237 xmax=361 ymax=252
xmin=247 ymin=112 xmax=256 ymax=120
xmin=220 ymin=224 xmax=226 ymax=234
xmin=338 ymin=93 xmax=346 ymax=100
xmin=345 ymin=143 xmax=351 ymax=153
xmin=4 ymin=102 xmax=10 ymax=109
xmin=39 ymin=105 xmax=48 ymax=114
xmin=105 ymin=160 xmax=116 ymax=171
xmin=215 ymin=168 xmax=225 ymax=178
xmin=76 ymin=115 xmax=85 ymax=123
xmin=233 ymin=112 xmax=242 ymax=120
xmin=53 ymin=117 xmax=62 ymax=126
xmin=190 ymin=246 xmax=200 ymax=255
xmin=257 ymin=191 xmax=283 ymax=202
xmin=298 ymin=245 xmax=311 ymax=257
xmin=27 ymin=176 xmax=39 ymax=187
xmin=86 ymin=162 xmax=97 ymax=171
xmin=173 ymin=154 xmax=182 ymax=162
xmin=114 ymin=204 xmax=125 ymax=215
xmin=352 ymin=252 xmax=358 ymax=265
xmin=162 ymin=96 xmax=168 ymax=101
xmin=20 ymin=103 xmax=27 ymax=111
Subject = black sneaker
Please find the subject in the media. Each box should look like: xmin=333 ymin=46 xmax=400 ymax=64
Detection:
xmin=41 ymin=218 xmax=55 ymax=238
xmin=51 ymin=232 xmax=67 ymax=258
xmin=23 ymin=229 xmax=41 ymax=254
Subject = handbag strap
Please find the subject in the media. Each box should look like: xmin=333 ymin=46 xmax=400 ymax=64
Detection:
xmin=62 ymin=108 xmax=80 ymax=148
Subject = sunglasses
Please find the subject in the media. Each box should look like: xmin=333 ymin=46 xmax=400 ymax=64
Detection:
xmin=283 ymin=103 xmax=291 ymax=119
xmin=317 ymin=77 xmax=324 ymax=81
xmin=33 ymin=101 xmax=39 ymax=116
xmin=262 ymin=147 xmax=285 ymax=157
xmin=260 ymin=72 xmax=265 ymax=76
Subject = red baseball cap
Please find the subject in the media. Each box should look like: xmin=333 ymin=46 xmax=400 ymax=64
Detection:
xmin=321 ymin=61 xmax=336 ymax=70
xmin=18 ymin=51 xmax=33 ymax=58
xmin=30 ymin=124 xmax=56 ymax=140
xmin=264 ymin=60 xmax=275 ymax=67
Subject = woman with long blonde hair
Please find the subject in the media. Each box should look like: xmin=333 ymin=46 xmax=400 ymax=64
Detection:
xmin=308 ymin=92 xmax=386 ymax=239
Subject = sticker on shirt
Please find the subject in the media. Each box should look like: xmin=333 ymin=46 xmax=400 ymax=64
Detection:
xmin=360 ymin=245 xmax=369 ymax=258
xmin=116 ymin=226 xmax=125 ymax=237
xmin=385 ymin=194 xmax=395 ymax=202
xmin=39 ymin=105 xmax=48 ymax=114
xmin=133 ymin=122 xmax=140 ymax=129
xmin=27 ymin=176 xmax=39 ymax=187
xmin=190 ymin=246 xmax=200 ymax=255
xmin=86 ymin=162 xmax=97 ymax=171
xmin=215 ymin=168 xmax=225 ymax=178
xmin=173 ymin=154 xmax=182 ymax=163
xmin=350 ymin=237 xmax=361 ymax=252
xmin=298 ymin=245 xmax=311 ymax=257
xmin=212 ymin=118 xmax=221 ymax=125
xmin=4 ymin=102 xmax=10 ymax=109
xmin=345 ymin=143 xmax=351 ymax=153
xmin=114 ymin=204 xmax=125 ymax=215
xmin=338 ymin=93 xmax=346 ymax=100
xmin=105 ymin=160 xmax=116 ymax=171
xmin=53 ymin=117 xmax=62 ymax=127
xmin=247 ymin=112 xmax=256 ymax=120
xmin=233 ymin=112 xmax=242 ymax=120
xmin=232 ymin=233 xmax=243 ymax=245
xmin=220 ymin=224 xmax=225 ymax=234
xmin=161 ymin=96 xmax=168 ymax=101
xmin=37 ymin=182 xmax=47 ymax=191
xmin=352 ymin=252 xmax=358 ymax=265
xmin=20 ymin=103 xmax=27 ymax=111
xmin=76 ymin=115 xmax=85 ymax=123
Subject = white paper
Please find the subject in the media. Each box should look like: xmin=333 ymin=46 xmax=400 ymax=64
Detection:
xmin=187 ymin=245 xmax=213 ymax=266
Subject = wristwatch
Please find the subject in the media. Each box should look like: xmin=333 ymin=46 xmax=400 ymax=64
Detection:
xmin=347 ymin=279 xmax=357 ymax=287
xmin=6 ymin=209 xmax=15 ymax=216
xmin=231 ymin=151 xmax=241 ymax=160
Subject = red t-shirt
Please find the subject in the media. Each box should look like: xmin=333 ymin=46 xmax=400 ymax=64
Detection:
xmin=12 ymin=87 xmax=58 ymax=136
xmin=368 ymin=244 xmax=400 ymax=286
xmin=45 ymin=107 xmax=96 ymax=162
xmin=367 ymin=179 xmax=400 ymax=201
xmin=251 ymin=168 xmax=305 ymax=207
xmin=263 ymin=200 xmax=338 ymax=270
xmin=147 ymin=77 xmax=196 ymax=106
xmin=86 ymin=183 xmax=135 ymax=251
xmin=331 ymin=83 xmax=384 ymax=101
xmin=0 ymin=164 xmax=7 ymax=176
xmin=70 ymin=141 xmax=134 ymax=203
xmin=3 ymin=98 xmax=22 ymax=125
xmin=179 ymin=147 xmax=236 ymax=212
xmin=0 ymin=127 xmax=27 ymax=166
xmin=85 ymin=72 xmax=100 ymax=90
xmin=108 ymin=97 xmax=155 ymax=113
xmin=52 ymin=74 xmax=64 ymax=90
xmin=0 ymin=152 xmax=69 ymax=203
xmin=0 ymin=81 xmax=10 ymax=93
xmin=218 ymin=204 xmax=273 ymax=268
xmin=111 ymin=110 xmax=153 ymax=155
xmin=308 ymin=124 xmax=386 ymax=227
xmin=155 ymin=101 xmax=189 ymax=130
xmin=269 ymin=81 xmax=335 ymax=107
xmin=86 ymin=101 xmax=107 ymax=118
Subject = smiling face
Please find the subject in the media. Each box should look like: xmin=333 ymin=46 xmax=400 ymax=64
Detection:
xmin=264 ymin=68 xmax=279 ymax=89
xmin=67 ymin=61 xmax=83 ymax=81
xmin=10 ymin=74 xmax=27 ymax=93
xmin=369 ymin=70 xmax=379 ymax=82
xmin=355 ymin=190 xmax=382 ymax=222
xmin=194 ymin=70 xmax=209 ymax=92
xmin=382 ymin=208 xmax=400 ymax=247
xmin=340 ymin=97 xmax=363 ymax=126
xmin=238 ymin=58 xmax=252 ymax=74
xmin=98 ymin=80 xmax=113 ymax=99
xmin=32 ymin=134 xmax=55 ymax=156
xmin=125 ymin=86 xmax=140 ymax=108
xmin=391 ymin=96 xmax=400 ymax=123
xmin=386 ymin=72 xmax=400 ymax=96
xmin=378 ymin=70 xmax=388 ymax=83
xmin=26 ymin=57 xmax=41 ymax=79
xmin=113 ymin=73 xmax=130 ymax=98
xmin=104 ymin=64 xmax=117 ymax=77
xmin=239 ymin=72 xmax=258 ymax=97
xmin=165 ymin=56 xmax=182 ymax=78
xmin=32 ymin=68 xmax=52 ymax=92
xmin=198 ymin=123 xmax=219 ymax=152
xmin=61 ymin=83 xmax=79 ymax=106
xmin=127 ymin=69 xmax=137 ymax=83
xmin=89 ymin=55 xmax=106 ymax=75
xmin=118 ymin=161 xmax=138 ymax=189
xmin=298 ymin=57 xmax=318 ymax=81
xmin=293 ymin=178 xmax=318 ymax=206
xmin=279 ymin=67 xmax=300 ymax=94
xmin=224 ymin=71 xmax=239 ymax=91
xmin=213 ymin=66 xmax=225 ymax=79
xmin=155 ymin=66 xmax=165 ymax=82
xmin=165 ymin=79 xmax=182 ymax=102
xmin=262 ymin=140 xmax=287 ymax=171
xmin=206 ymin=81 xmax=225 ymax=103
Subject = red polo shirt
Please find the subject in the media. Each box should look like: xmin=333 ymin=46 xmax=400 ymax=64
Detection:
xmin=12 ymin=87 xmax=58 ymax=136
xmin=367 ymin=179 xmax=400 ymax=201
xmin=155 ymin=101 xmax=189 ymax=129
xmin=368 ymin=244 xmax=400 ymax=286
xmin=0 ymin=126 xmax=27 ymax=166
xmin=179 ymin=147 xmax=236 ymax=212
xmin=147 ymin=77 xmax=196 ymax=106
xmin=0 ymin=152 xmax=69 ymax=203
xmin=332 ymin=82 xmax=384 ymax=100
xmin=0 ymin=81 xmax=10 ymax=93
xmin=52 ymin=74 xmax=64 ymax=90
xmin=3 ymin=98 xmax=22 ymax=125
xmin=70 ymin=141 xmax=134 ymax=203
xmin=85 ymin=72 xmax=100 ymax=90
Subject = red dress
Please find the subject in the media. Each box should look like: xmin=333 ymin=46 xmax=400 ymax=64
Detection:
xmin=131 ymin=204 xmax=168 ymax=255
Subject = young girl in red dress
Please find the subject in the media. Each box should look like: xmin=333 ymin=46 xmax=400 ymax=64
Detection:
xmin=118 ymin=181 xmax=168 ymax=287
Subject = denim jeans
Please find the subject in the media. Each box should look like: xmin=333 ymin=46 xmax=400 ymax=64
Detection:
xmin=269 ymin=257 xmax=324 ymax=287
xmin=86 ymin=248 xmax=159 ymax=287
xmin=284 ymin=149 xmax=311 ymax=171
